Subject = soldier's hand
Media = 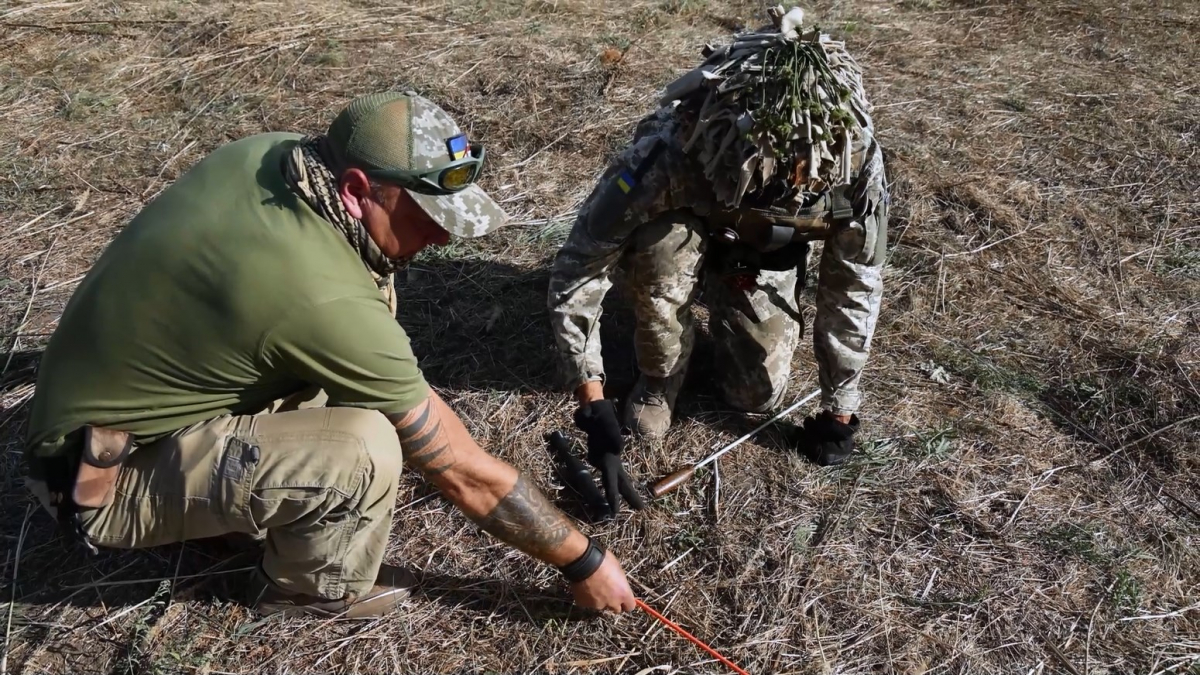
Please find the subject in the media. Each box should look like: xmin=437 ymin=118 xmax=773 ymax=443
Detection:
xmin=569 ymin=551 xmax=636 ymax=613
xmin=799 ymin=411 xmax=860 ymax=466
xmin=573 ymin=400 xmax=646 ymax=518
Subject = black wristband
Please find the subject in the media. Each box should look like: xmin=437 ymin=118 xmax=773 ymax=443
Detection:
xmin=558 ymin=537 xmax=606 ymax=583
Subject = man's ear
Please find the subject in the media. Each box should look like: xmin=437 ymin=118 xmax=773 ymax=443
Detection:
xmin=338 ymin=167 xmax=372 ymax=220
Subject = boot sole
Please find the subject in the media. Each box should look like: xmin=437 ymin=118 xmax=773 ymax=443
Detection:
xmin=255 ymin=589 xmax=410 ymax=619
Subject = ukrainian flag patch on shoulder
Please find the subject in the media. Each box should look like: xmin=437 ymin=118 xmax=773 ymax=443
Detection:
xmin=616 ymin=169 xmax=636 ymax=194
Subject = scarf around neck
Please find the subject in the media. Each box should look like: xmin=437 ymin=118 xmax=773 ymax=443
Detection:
xmin=282 ymin=136 xmax=400 ymax=314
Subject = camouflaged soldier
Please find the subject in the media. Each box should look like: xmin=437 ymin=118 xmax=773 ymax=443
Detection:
xmin=26 ymin=92 xmax=637 ymax=619
xmin=549 ymin=8 xmax=888 ymax=509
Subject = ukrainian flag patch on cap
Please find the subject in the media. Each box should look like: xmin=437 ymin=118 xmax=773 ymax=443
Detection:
xmin=446 ymin=134 xmax=470 ymax=160
xmin=616 ymin=169 xmax=636 ymax=194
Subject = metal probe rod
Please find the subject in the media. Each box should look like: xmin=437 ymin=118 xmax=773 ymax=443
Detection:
xmin=649 ymin=388 xmax=822 ymax=498
xmin=694 ymin=388 xmax=821 ymax=470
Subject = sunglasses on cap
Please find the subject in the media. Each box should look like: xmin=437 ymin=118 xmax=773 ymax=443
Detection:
xmin=366 ymin=137 xmax=486 ymax=196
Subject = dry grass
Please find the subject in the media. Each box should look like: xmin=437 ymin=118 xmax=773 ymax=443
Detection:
xmin=2 ymin=0 xmax=1198 ymax=673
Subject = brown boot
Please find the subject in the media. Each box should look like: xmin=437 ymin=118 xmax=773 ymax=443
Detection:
xmin=254 ymin=564 xmax=417 ymax=619
xmin=624 ymin=370 xmax=686 ymax=438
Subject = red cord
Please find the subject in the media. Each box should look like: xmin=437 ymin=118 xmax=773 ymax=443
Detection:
xmin=636 ymin=599 xmax=750 ymax=675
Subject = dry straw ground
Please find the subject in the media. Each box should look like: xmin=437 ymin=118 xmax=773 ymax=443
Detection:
xmin=1 ymin=0 xmax=1197 ymax=673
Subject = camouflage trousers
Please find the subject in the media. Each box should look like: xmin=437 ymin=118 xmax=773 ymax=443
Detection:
xmin=622 ymin=211 xmax=803 ymax=413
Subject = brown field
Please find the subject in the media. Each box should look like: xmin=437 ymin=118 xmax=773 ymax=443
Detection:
xmin=1 ymin=0 xmax=1197 ymax=673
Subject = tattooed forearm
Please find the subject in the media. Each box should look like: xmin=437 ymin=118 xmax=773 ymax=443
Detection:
xmin=391 ymin=399 xmax=457 ymax=476
xmin=391 ymin=395 xmax=579 ymax=562
xmin=470 ymin=474 xmax=572 ymax=558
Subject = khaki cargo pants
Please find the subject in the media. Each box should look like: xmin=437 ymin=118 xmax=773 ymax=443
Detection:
xmin=29 ymin=390 xmax=402 ymax=600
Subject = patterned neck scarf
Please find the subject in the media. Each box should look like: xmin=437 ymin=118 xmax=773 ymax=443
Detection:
xmin=282 ymin=136 xmax=400 ymax=314
xmin=282 ymin=136 xmax=405 ymax=277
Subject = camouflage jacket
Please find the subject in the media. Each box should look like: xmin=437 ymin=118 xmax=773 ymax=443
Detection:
xmin=547 ymin=108 xmax=887 ymax=415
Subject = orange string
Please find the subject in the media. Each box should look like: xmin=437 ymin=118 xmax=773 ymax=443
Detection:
xmin=636 ymin=599 xmax=750 ymax=675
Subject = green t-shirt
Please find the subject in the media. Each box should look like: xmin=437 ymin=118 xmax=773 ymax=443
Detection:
xmin=25 ymin=132 xmax=429 ymax=463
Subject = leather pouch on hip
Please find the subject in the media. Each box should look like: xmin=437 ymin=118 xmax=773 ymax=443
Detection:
xmin=73 ymin=426 xmax=133 ymax=509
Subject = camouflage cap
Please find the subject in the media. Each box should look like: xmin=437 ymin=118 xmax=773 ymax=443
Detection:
xmin=327 ymin=91 xmax=509 ymax=238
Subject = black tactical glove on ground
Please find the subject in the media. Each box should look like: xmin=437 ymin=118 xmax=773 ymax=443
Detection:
xmin=574 ymin=400 xmax=646 ymax=518
xmin=800 ymin=412 xmax=860 ymax=466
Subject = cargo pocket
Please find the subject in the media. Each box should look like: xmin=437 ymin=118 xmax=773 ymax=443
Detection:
xmin=829 ymin=219 xmax=869 ymax=267
xmin=853 ymin=167 xmax=888 ymax=267
xmin=869 ymin=183 xmax=890 ymax=266
xmin=211 ymin=436 xmax=261 ymax=535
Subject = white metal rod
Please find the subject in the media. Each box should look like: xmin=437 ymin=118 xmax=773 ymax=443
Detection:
xmin=694 ymin=388 xmax=821 ymax=470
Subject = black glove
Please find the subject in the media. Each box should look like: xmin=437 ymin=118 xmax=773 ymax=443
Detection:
xmin=573 ymin=400 xmax=646 ymax=518
xmin=800 ymin=412 xmax=860 ymax=466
